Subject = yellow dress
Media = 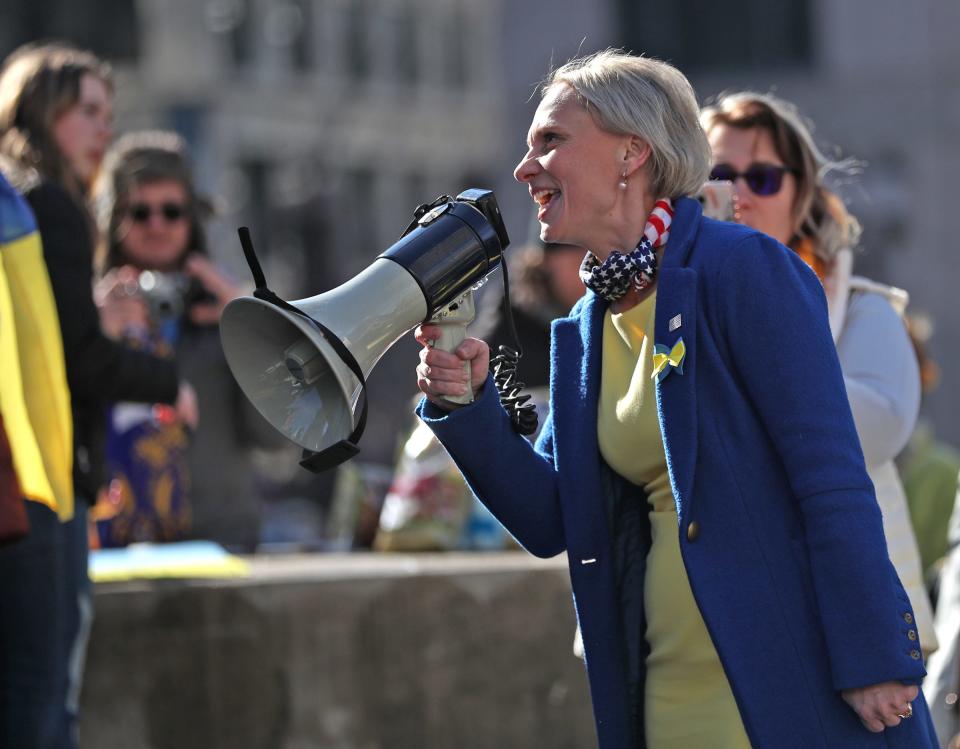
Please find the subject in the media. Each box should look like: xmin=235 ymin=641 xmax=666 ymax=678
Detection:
xmin=598 ymin=291 xmax=751 ymax=748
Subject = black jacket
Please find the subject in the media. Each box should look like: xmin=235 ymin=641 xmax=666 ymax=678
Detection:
xmin=27 ymin=181 xmax=178 ymax=500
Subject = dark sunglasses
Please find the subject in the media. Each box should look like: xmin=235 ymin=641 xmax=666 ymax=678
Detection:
xmin=128 ymin=202 xmax=187 ymax=224
xmin=709 ymin=163 xmax=798 ymax=197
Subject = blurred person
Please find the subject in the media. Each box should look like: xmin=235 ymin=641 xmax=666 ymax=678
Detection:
xmin=92 ymin=130 xmax=283 ymax=552
xmin=375 ymin=239 xmax=583 ymax=552
xmin=413 ymin=49 xmax=936 ymax=747
xmin=923 ymin=484 xmax=960 ymax=747
xmin=0 ymin=42 xmax=194 ymax=747
xmin=702 ymin=92 xmax=936 ymax=658
xmin=473 ymin=238 xmax=588 ymax=390
xmin=0 ymin=166 xmax=75 ymax=745
xmin=898 ymin=314 xmax=960 ymax=585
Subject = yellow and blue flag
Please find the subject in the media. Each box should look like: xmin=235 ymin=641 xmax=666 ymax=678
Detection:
xmin=0 ymin=172 xmax=73 ymax=518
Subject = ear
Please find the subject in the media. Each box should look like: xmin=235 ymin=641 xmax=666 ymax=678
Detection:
xmin=622 ymin=135 xmax=652 ymax=178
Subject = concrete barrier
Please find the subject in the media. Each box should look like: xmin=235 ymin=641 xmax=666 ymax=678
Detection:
xmin=80 ymin=553 xmax=596 ymax=748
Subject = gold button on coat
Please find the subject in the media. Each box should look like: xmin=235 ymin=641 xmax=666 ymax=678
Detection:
xmin=904 ymin=613 xmax=914 ymax=624
xmin=910 ymin=649 xmax=921 ymax=660
xmin=908 ymin=630 xmax=917 ymax=641
xmin=686 ymin=521 xmax=700 ymax=541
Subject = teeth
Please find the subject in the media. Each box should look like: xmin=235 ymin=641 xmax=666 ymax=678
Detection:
xmin=533 ymin=189 xmax=558 ymax=207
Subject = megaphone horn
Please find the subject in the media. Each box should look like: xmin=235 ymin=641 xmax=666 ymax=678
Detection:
xmin=220 ymin=189 xmax=510 ymax=472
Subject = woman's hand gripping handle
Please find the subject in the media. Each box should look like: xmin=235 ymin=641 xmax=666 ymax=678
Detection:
xmin=416 ymin=291 xmax=489 ymax=410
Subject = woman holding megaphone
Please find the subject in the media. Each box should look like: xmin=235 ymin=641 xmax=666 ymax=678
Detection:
xmin=414 ymin=49 xmax=936 ymax=748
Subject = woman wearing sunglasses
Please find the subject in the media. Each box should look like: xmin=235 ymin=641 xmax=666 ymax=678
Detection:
xmin=92 ymin=130 xmax=280 ymax=552
xmin=413 ymin=49 xmax=936 ymax=747
xmin=702 ymin=92 xmax=936 ymax=662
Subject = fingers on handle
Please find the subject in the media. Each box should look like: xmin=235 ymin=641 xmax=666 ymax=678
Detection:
xmin=414 ymin=325 xmax=440 ymax=346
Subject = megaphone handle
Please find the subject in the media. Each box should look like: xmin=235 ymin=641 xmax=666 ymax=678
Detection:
xmin=431 ymin=322 xmax=472 ymax=405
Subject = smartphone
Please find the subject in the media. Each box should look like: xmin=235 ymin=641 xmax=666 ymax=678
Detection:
xmin=696 ymin=180 xmax=736 ymax=222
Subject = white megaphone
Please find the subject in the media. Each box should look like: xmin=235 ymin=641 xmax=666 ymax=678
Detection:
xmin=219 ymin=189 xmax=510 ymax=472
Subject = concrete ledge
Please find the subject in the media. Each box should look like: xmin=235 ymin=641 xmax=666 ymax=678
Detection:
xmin=80 ymin=552 xmax=595 ymax=749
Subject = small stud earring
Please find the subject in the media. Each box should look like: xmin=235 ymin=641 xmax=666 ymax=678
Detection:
xmin=618 ymin=171 xmax=628 ymax=189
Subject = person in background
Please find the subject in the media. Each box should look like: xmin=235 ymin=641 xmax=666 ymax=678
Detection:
xmin=473 ymin=237 xmax=589 ymax=392
xmin=0 ymin=42 xmax=195 ymax=747
xmin=0 ymin=166 xmax=74 ymax=745
xmin=414 ymin=49 xmax=935 ymax=747
xmin=93 ymin=130 xmax=283 ymax=552
xmin=899 ymin=314 xmax=960 ymax=589
xmin=701 ymin=91 xmax=936 ymax=658
xmin=375 ymin=238 xmax=584 ymax=552
xmin=923 ymin=483 xmax=960 ymax=748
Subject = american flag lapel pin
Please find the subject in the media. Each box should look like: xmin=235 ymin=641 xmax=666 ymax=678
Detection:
xmin=668 ymin=313 xmax=682 ymax=332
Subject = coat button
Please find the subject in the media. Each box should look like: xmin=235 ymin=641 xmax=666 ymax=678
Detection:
xmin=910 ymin=649 xmax=921 ymax=660
xmin=686 ymin=521 xmax=700 ymax=542
xmin=908 ymin=630 xmax=917 ymax=641
xmin=904 ymin=612 xmax=914 ymax=624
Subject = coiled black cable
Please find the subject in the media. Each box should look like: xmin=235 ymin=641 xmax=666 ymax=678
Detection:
xmin=490 ymin=256 xmax=539 ymax=436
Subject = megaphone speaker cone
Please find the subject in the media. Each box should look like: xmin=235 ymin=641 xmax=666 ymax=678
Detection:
xmin=219 ymin=258 xmax=428 ymax=454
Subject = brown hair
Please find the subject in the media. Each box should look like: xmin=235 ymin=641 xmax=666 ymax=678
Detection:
xmin=93 ymin=130 xmax=209 ymax=273
xmin=0 ymin=41 xmax=112 ymax=202
xmin=701 ymin=92 xmax=861 ymax=264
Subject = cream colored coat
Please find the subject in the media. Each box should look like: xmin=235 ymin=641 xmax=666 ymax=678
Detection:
xmin=826 ymin=249 xmax=937 ymax=654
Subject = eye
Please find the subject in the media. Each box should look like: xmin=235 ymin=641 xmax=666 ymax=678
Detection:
xmin=537 ymin=132 xmax=562 ymax=153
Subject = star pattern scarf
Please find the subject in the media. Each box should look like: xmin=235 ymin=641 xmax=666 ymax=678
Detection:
xmin=579 ymin=199 xmax=674 ymax=301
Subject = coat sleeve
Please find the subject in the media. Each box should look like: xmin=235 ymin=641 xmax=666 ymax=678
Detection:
xmin=28 ymin=184 xmax=179 ymax=405
xmin=416 ymin=375 xmax=565 ymax=558
xmin=716 ymin=233 xmax=926 ymax=690
xmin=836 ymin=292 xmax=920 ymax=467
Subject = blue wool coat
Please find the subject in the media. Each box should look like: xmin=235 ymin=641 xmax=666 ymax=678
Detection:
xmin=419 ymin=197 xmax=937 ymax=748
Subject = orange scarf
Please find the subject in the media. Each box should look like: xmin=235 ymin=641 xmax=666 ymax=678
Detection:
xmin=793 ymin=237 xmax=827 ymax=282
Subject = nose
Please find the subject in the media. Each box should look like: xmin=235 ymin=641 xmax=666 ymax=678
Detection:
xmin=143 ymin=212 xmax=169 ymax=231
xmin=730 ymin=177 xmax=752 ymax=209
xmin=513 ymin=150 xmax=539 ymax=184
xmin=98 ymin=117 xmax=113 ymax=144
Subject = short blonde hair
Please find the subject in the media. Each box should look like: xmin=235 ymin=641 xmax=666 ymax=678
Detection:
xmin=545 ymin=49 xmax=711 ymax=199
xmin=701 ymin=91 xmax=861 ymax=262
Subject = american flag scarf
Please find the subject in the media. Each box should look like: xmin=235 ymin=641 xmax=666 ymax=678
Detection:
xmin=579 ymin=198 xmax=674 ymax=301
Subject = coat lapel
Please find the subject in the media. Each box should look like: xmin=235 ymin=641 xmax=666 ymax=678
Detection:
xmin=654 ymin=268 xmax=698 ymax=518
xmin=654 ymin=197 xmax=702 ymax=519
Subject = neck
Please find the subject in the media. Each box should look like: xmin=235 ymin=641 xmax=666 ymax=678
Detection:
xmin=591 ymin=192 xmax=657 ymax=262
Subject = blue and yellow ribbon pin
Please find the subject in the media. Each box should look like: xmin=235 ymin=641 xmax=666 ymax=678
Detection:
xmin=651 ymin=338 xmax=686 ymax=383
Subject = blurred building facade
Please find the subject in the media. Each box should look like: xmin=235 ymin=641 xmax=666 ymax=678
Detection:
xmin=2 ymin=0 xmax=958 ymax=448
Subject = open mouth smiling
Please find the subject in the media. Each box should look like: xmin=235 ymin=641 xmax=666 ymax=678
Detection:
xmin=532 ymin=187 xmax=560 ymax=218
